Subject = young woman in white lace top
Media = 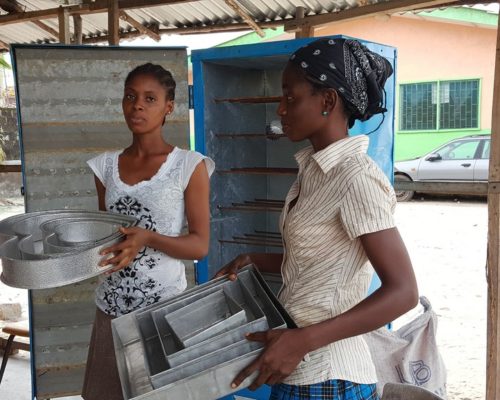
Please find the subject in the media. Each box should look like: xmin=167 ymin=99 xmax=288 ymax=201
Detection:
xmin=82 ymin=63 xmax=214 ymax=400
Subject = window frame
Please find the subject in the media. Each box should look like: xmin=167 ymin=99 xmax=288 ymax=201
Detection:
xmin=398 ymin=78 xmax=481 ymax=133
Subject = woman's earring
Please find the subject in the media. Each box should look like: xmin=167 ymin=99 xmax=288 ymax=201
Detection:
xmin=321 ymin=111 xmax=329 ymax=117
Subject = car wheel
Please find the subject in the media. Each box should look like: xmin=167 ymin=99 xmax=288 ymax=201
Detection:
xmin=394 ymin=175 xmax=414 ymax=202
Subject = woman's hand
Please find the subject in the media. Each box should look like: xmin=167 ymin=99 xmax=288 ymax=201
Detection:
xmin=99 ymin=226 xmax=151 ymax=273
xmin=214 ymin=253 xmax=253 ymax=281
xmin=231 ymin=328 xmax=309 ymax=390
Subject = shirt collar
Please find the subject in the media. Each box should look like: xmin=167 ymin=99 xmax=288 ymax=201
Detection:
xmin=294 ymin=135 xmax=369 ymax=174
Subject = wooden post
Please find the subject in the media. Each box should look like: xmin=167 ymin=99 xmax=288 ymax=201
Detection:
xmin=108 ymin=0 xmax=120 ymax=45
xmin=294 ymin=6 xmax=314 ymax=39
xmin=486 ymin=10 xmax=500 ymax=400
xmin=57 ymin=7 xmax=70 ymax=44
xmin=73 ymin=14 xmax=83 ymax=45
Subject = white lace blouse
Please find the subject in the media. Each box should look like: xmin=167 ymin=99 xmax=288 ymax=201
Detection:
xmin=87 ymin=147 xmax=215 ymax=316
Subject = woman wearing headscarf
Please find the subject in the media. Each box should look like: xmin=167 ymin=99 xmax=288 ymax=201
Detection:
xmin=216 ymin=37 xmax=418 ymax=400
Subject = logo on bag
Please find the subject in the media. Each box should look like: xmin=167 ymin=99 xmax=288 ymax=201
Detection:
xmin=396 ymin=360 xmax=431 ymax=386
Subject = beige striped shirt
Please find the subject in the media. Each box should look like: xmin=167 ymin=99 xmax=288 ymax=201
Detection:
xmin=278 ymin=135 xmax=396 ymax=386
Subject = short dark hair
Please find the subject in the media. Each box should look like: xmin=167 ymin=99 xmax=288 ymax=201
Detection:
xmin=125 ymin=63 xmax=176 ymax=101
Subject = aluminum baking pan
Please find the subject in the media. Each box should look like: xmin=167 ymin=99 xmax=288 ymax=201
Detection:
xmin=135 ymin=278 xmax=231 ymax=376
xmin=243 ymin=266 xmax=297 ymax=329
xmin=45 ymin=218 xmax=125 ymax=245
xmin=150 ymin=339 xmax=263 ymax=389
xmin=147 ymin=349 xmax=261 ymax=400
xmin=137 ymin=269 xmax=286 ymax=378
xmin=111 ymin=266 xmax=295 ymax=399
xmin=43 ymin=218 xmax=126 ymax=253
xmin=0 ymin=210 xmax=137 ymax=289
xmin=40 ymin=215 xmax=135 ymax=250
xmin=165 ymin=317 xmax=268 ymax=370
xmin=155 ymin=278 xmax=267 ymax=367
xmin=112 ymin=318 xmax=261 ymax=400
xmin=1 ymin=211 xmax=134 ymax=258
xmin=238 ymin=270 xmax=286 ymax=329
xmin=139 ymin=278 xmax=250 ymax=377
xmin=141 ymin=267 xmax=277 ymax=336
xmin=0 ymin=210 xmax=86 ymax=244
xmin=164 ymin=289 xmax=246 ymax=348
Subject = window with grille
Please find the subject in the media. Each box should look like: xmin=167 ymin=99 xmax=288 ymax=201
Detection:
xmin=400 ymin=79 xmax=479 ymax=131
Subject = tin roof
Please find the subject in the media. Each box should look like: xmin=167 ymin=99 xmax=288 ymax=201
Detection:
xmin=0 ymin=0 xmax=480 ymax=48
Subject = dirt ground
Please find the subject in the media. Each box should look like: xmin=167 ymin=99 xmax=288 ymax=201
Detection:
xmin=394 ymin=197 xmax=487 ymax=400
xmin=0 ymin=197 xmax=488 ymax=400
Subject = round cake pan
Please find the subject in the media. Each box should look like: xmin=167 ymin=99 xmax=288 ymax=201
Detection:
xmin=0 ymin=210 xmax=137 ymax=289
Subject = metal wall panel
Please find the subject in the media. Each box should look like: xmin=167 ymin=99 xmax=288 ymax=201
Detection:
xmin=11 ymin=45 xmax=189 ymax=399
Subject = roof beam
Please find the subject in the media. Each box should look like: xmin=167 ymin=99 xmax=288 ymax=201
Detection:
xmin=32 ymin=20 xmax=59 ymax=38
xmin=0 ymin=0 xmax=58 ymax=38
xmin=284 ymin=0 xmax=461 ymax=31
xmin=0 ymin=0 xmax=486 ymax=30
xmin=0 ymin=0 xmax=196 ymax=26
xmin=0 ymin=0 xmax=18 ymax=13
xmin=82 ymin=21 xmax=280 ymax=43
xmin=119 ymin=10 xmax=160 ymax=41
xmin=223 ymin=0 xmax=265 ymax=37
xmin=0 ymin=39 xmax=9 ymax=50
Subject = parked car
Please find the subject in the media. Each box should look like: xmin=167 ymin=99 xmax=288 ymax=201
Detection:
xmin=394 ymin=134 xmax=490 ymax=201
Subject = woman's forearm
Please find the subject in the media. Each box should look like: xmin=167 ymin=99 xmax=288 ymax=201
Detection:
xmin=146 ymin=231 xmax=209 ymax=260
xmin=247 ymin=252 xmax=283 ymax=274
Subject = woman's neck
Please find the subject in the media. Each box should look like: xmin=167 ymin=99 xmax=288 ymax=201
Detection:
xmin=128 ymin=133 xmax=173 ymax=157
xmin=310 ymin=129 xmax=348 ymax=152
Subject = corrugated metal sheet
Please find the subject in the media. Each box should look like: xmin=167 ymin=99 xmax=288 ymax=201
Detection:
xmin=12 ymin=44 xmax=190 ymax=398
xmin=0 ymin=0 xmax=376 ymax=45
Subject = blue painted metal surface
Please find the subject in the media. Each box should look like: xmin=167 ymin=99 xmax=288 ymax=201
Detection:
xmin=219 ymin=386 xmax=271 ymax=400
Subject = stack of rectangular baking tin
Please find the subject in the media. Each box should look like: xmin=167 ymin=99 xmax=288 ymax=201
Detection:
xmin=112 ymin=265 xmax=294 ymax=400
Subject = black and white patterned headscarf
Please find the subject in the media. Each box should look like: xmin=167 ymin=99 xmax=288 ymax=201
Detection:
xmin=289 ymin=38 xmax=393 ymax=128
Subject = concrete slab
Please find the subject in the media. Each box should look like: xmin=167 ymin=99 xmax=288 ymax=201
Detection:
xmin=0 ymin=351 xmax=31 ymax=400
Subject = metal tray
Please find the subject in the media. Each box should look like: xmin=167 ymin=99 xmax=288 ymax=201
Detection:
xmin=152 ymin=277 xmax=264 ymax=362
xmin=165 ymin=317 xmax=268 ymax=370
xmin=138 ymin=277 xmax=246 ymax=377
xmin=112 ymin=331 xmax=262 ymax=400
xmin=161 ymin=279 xmax=268 ymax=368
xmin=151 ymin=339 xmax=263 ymax=389
xmin=0 ymin=210 xmax=137 ymax=289
xmin=43 ymin=218 xmax=126 ymax=252
xmin=138 ymin=269 xmax=287 ymax=378
xmin=164 ymin=289 xmax=246 ymax=348
xmin=112 ymin=265 xmax=294 ymax=400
